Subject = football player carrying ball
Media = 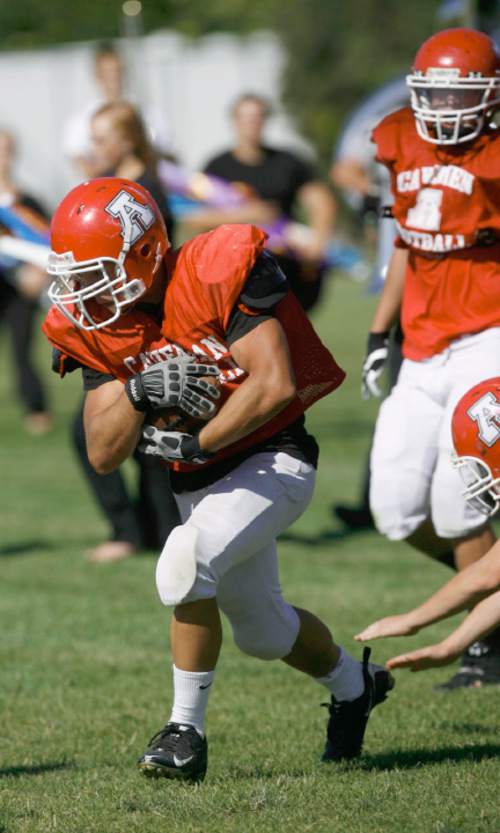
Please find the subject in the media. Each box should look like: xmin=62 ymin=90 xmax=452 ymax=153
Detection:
xmin=42 ymin=177 xmax=394 ymax=782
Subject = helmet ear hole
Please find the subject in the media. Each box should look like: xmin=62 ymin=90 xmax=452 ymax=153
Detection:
xmin=140 ymin=243 xmax=152 ymax=258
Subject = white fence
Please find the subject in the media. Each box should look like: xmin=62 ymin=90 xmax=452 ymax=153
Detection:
xmin=0 ymin=29 xmax=314 ymax=214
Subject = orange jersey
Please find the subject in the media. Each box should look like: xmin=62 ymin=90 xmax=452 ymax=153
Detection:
xmin=43 ymin=224 xmax=345 ymax=471
xmin=373 ymin=107 xmax=500 ymax=359
xmin=43 ymin=304 xmax=173 ymax=380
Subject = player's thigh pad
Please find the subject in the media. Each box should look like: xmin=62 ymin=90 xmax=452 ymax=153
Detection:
xmin=217 ymin=540 xmax=301 ymax=660
xmin=155 ymin=524 xmax=199 ymax=607
xmin=370 ymin=360 xmax=443 ymax=539
xmin=155 ymin=452 xmax=315 ymax=606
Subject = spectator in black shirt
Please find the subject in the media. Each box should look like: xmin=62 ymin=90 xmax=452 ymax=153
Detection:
xmin=186 ymin=93 xmax=337 ymax=312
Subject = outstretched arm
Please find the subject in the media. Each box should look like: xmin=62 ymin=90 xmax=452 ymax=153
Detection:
xmin=355 ymin=541 xmax=500 ymax=670
xmin=384 ymin=589 xmax=500 ymax=672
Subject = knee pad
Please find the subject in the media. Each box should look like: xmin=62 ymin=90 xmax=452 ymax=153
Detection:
xmin=232 ymin=602 xmax=300 ymax=661
xmin=155 ymin=524 xmax=199 ymax=606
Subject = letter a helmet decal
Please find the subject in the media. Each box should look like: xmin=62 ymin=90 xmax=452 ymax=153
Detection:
xmin=105 ymin=190 xmax=156 ymax=249
xmin=467 ymin=390 xmax=500 ymax=447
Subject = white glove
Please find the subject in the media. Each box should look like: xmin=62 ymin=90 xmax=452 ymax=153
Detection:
xmin=139 ymin=425 xmax=214 ymax=465
xmin=361 ymin=332 xmax=389 ymax=400
xmin=125 ymin=358 xmax=220 ymax=418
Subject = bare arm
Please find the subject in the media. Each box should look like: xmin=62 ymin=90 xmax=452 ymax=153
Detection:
xmin=291 ymin=181 xmax=337 ymax=263
xmin=197 ymin=317 xmax=296 ymax=454
xmin=431 ymin=590 xmax=500 ymax=659
xmin=355 ymin=539 xmax=500 ymax=643
xmin=184 ymin=198 xmax=280 ymax=234
xmin=370 ymin=245 xmax=408 ymax=333
xmin=330 ymin=157 xmax=373 ymax=197
xmin=83 ymin=379 xmax=146 ymax=474
xmin=71 ymin=154 xmax=102 ymax=180
xmin=382 ymin=590 xmax=500 ymax=672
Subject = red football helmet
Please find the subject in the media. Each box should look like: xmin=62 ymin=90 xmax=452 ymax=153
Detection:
xmin=47 ymin=177 xmax=169 ymax=330
xmin=407 ymin=28 xmax=500 ymax=144
xmin=451 ymin=377 xmax=500 ymax=517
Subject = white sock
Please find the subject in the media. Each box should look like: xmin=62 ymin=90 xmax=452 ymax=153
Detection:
xmin=169 ymin=664 xmax=216 ymax=737
xmin=314 ymin=647 xmax=364 ymax=702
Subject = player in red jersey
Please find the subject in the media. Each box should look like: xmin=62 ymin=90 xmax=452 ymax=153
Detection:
xmin=362 ymin=28 xmax=500 ymax=690
xmin=42 ymin=177 xmax=394 ymax=782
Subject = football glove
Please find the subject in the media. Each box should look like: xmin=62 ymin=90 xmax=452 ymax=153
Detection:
xmin=125 ymin=358 xmax=220 ymax=418
xmin=361 ymin=332 xmax=389 ymax=400
xmin=139 ymin=425 xmax=215 ymax=465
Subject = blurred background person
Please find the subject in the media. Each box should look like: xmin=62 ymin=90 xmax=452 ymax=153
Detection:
xmin=185 ymin=93 xmax=337 ymax=314
xmin=90 ymin=100 xmax=174 ymax=240
xmin=61 ymin=40 xmax=176 ymax=181
xmin=70 ymin=100 xmax=179 ymax=564
xmin=0 ymin=129 xmax=53 ymax=436
xmin=330 ymin=75 xmax=408 ymax=274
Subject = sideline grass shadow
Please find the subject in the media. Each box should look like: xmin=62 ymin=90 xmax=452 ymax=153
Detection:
xmin=279 ymin=526 xmax=377 ymax=546
xmin=354 ymin=743 xmax=500 ymax=772
xmin=0 ymin=540 xmax=51 ymax=557
xmin=0 ymin=760 xmax=76 ymax=778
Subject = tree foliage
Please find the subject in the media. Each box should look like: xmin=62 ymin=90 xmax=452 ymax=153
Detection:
xmin=271 ymin=0 xmax=440 ymax=165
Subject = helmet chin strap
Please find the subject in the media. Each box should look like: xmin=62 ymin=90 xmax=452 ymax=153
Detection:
xmin=113 ymin=224 xmax=142 ymax=302
xmin=152 ymin=241 xmax=163 ymax=275
xmin=112 ymin=229 xmax=148 ymax=308
xmin=117 ymin=225 xmax=133 ymax=268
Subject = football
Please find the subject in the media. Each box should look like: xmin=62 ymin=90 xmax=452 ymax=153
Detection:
xmin=144 ymin=374 xmax=221 ymax=435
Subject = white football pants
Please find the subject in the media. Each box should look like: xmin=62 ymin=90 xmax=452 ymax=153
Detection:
xmin=156 ymin=451 xmax=316 ymax=660
xmin=370 ymin=327 xmax=500 ymax=540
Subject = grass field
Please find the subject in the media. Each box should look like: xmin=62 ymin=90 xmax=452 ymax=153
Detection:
xmin=1 ymin=274 xmax=500 ymax=833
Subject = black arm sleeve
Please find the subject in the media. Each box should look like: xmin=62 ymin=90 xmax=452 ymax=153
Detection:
xmin=226 ymin=250 xmax=290 ymax=346
xmin=51 ymin=348 xmax=83 ymax=376
xmin=82 ymin=366 xmax=116 ymax=391
xmin=51 ymin=348 xmax=115 ymax=390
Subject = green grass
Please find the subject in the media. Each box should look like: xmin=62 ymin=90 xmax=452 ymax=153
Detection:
xmin=1 ymin=275 xmax=500 ymax=833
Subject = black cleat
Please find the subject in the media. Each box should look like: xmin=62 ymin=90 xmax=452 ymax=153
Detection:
xmin=321 ymin=647 xmax=395 ymax=762
xmin=434 ymin=642 xmax=500 ymax=691
xmin=333 ymin=504 xmax=375 ymax=531
xmin=138 ymin=722 xmax=208 ymax=782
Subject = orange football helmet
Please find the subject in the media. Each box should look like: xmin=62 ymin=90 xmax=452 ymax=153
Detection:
xmin=47 ymin=177 xmax=169 ymax=330
xmin=451 ymin=377 xmax=500 ymax=517
xmin=407 ymin=28 xmax=500 ymax=144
